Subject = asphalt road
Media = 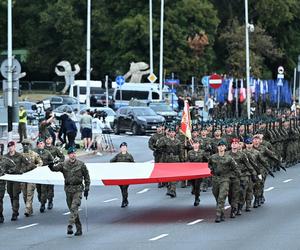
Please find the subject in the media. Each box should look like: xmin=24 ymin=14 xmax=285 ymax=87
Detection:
xmin=0 ymin=134 xmax=299 ymax=250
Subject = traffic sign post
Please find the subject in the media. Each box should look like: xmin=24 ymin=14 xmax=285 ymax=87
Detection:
xmin=277 ymin=66 xmax=284 ymax=109
xmin=209 ymin=74 xmax=222 ymax=89
xmin=116 ymin=75 xmax=125 ymax=105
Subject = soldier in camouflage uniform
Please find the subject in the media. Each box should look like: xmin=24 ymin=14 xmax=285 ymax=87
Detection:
xmin=156 ymin=126 xmax=183 ymax=198
xmin=187 ymin=139 xmax=208 ymax=206
xmin=20 ymin=139 xmax=43 ymax=217
xmin=209 ymin=140 xmax=240 ymax=223
xmin=0 ymin=144 xmax=24 ymax=223
xmin=5 ymin=141 xmax=34 ymax=221
xmin=45 ymin=135 xmax=65 ymax=210
xmin=148 ymin=124 xmax=165 ymax=188
xmin=34 ymin=138 xmax=54 ymax=213
xmin=110 ymin=142 xmax=134 ymax=207
xmin=49 ymin=147 xmax=90 ymax=236
xmin=227 ymin=138 xmax=256 ymax=217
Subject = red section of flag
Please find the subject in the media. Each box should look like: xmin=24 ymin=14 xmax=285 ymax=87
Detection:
xmin=180 ymin=100 xmax=192 ymax=139
xmin=102 ymin=162 xmax=211 ymax=185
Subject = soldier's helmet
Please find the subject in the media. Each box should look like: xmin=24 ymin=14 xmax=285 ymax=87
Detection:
xmin=21 ymin=139 xmax=32 ymax=145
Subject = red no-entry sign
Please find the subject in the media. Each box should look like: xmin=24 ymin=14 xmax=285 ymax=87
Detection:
xmin=209 ymin=74 xmax=222 ymax=89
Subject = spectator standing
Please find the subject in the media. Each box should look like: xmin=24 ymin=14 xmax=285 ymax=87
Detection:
xmin=91 ymin=113 xmax=103 ymax=155
xmin=177 ymin=95 xmax=184 ymax=111
xmin=18 ymin=105 xmax=27 ymax=143
xmin=79 ymin=110 xmax=93 ymax=151
xmin=65 ymin=112 xmax=77 ymax=150
xmin=206 ymin=95 xmax=215 ymax=120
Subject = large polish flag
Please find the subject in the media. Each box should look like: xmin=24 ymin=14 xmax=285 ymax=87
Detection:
xmin=0 ymin=162 xmax=210 ymax=186
xmin=180 ymin=100 xmax=192 ymax=139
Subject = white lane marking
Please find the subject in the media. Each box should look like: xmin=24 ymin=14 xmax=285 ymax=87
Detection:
xmin=225 ymin=205 xmax=231 ymax=210
xmin=187 ymin=219 xmax=204 ymax=226
xmin=63 ymin=208 xmax=82 ymax=215
xmin=283 ymin=179 xmax=293 ymax=183
xmin=137 ymin=188 xmax=149 ymax=194
xmin=264 ymin=187 xmax=274 ymax=192
xmin=16 ymin=223 xmax=38 ymax=230
xmin=103 ymin=198 xmax=118 ymax=203
xmin=149 ymin=234 xmax=169 ymax=241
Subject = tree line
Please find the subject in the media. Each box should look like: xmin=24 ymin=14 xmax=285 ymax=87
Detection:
xmin=0 ymin=0 xmax=299 ymax=83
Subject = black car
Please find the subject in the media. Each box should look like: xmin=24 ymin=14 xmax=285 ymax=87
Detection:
xmin=148 ymin=102 xmax=177 ymax=122
xmin=90 ymin=93 xmax=115 ymax=109
xmin=113 ymin=106 xmax=165 ymax=135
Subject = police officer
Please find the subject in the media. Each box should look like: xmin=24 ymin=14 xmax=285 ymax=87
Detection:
xmin=34 ymin=138 xmax=54 ymax=213
xmin=5 ymin=141 xmax=33 ymax=221
xmin=48 ymin=147 xmax=90 ymax=236
xmin=21 ymin=139 xmax=43 ymax=217
xmin=18 ymin=105 xmax=27 ymax=143
xmin=110 ymin=142 xmax=134 ymax=207
xmin=45 ymin=135 xmax=65 ymax=210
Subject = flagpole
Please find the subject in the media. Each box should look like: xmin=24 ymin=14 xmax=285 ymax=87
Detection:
xmin=245 ymin=0 xmax=251 ymax=119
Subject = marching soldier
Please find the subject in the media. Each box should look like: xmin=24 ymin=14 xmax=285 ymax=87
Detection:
xmin=34 ymin=138 xmax=54 ymax=213
xmin=110 ymin=142 xmax=134 ymax=207
xmin=5 ymin=141 xmax=34 ymax=221
xmin=45 ymin=135 xmax=65 ymax=210
xmin=156 ymin=125 xmax=183 ymax=198
xmin=209 ymin=140 xmax=240 ymax=223
xmin=48 ymin=147 xmax=90 ymax=236
xmin=187 ymin=139 xmax=208 ymax=206
xmin=20 ymin=139 xmax=43 ymax=217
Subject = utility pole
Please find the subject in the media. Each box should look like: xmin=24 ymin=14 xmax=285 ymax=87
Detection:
xmin=86 ymin=0 xmax=91 ymax=107
xmin=159 ymin=0 xmax=164 ymax=101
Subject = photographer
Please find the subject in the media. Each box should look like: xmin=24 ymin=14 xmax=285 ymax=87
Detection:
xmin=38 ymin=109 xmax=56 ymax=145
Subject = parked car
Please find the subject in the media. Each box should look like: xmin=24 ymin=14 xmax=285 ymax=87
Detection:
xmin=148 ymin=102 xmax=177 ymax=122
xmin=41 ymin=95 xmax=79 ymax=110
xmin=113 ymin=106 xmax=165 ymax=135
xmin=53 ymin=104 xmax=87 ymax=120
xmin=19 ymin=101 xmax=45 ymax=124
xmin=90 ymin=94 xmax=115 ymax=109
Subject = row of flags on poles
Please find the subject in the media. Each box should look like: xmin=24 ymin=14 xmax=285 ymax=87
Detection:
xmin=212 ymin=78 xmax=292 ymax=105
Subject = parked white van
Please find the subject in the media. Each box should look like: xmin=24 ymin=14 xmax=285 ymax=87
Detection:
xmin=113 ymin=83 xmax=178 ymax=109
xmin=69 ymin=80 xmax=103 ymax=103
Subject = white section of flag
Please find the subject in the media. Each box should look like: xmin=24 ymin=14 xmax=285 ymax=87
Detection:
xmin=209 ymin=79 xmax=222 ymax=84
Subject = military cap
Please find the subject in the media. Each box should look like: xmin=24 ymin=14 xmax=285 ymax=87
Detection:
xmin=120 ymin=142 xmax=128 ymax=147
xmin=45 ymin=134 xmax=52 ymax=139
xmin=252 ymin=134 xmax=261 ymax=139
xmin=36 ymin=137 xmax=45 ymax=144
xmin=157 ymin=123 xmax=165 ymax=127
xmin=244 ymin=137 xmax=253 ymax=144
xmin=192 ymin=126 xmax=198 ymax=132
xmin=21 ymin=139 xmax=32 ymax=145
xmin=67 ymin=147 xmax=76 ymax=154
xmin=7 ymin=141 xmax=15 ymax=147
xmin=192 ymin=138 xmax=200 ymax=144
xmin=217 ymin=140 xmax=227 ymax=146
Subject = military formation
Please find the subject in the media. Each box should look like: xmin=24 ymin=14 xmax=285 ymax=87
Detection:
xmin=0 ymin=136 xmax=90 ymax=237
xmin=148 ymin=113 xmax=298 ymax=223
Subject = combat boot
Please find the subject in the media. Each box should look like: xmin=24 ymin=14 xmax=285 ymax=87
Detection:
xmin=181 ymin=181 xmax=187 ymax=188
xmin=67 ymin=225 xmax=73 ymax=235
xmin=166 ymin=190 xmax=176 ymax=198
xmin=24 ymin=212 xmax=30 ymax=217
xmin=121 ymin=198 xmax=128 ymax=208
xmin=194 ymin=197 xmax=200 ymax=207
xmin=47 ymin=200 xmax=53 ymax=210
xmin=215 ymin=216 xmax=221 ymax=223
xmin=236 ymin=204 xmax=242 ymax=216
xmin=11 ymin=213 xmax=18 ymax=221
xmin=260 ymin=196 xmax=265 ymax=204
xmin=230 ymin=208 xmax=236 ymax=218
xmin=74 ymin=218 xmax=82 ymax=236
xmin=74 ymin=228 xmax=82 ymax=236
xmin=220 ymin=212 xmax=225 ymax=222
xmin=253 ymin=197 xmax=259 ymax=208
xmin=0 ymin=214 xmax=4 ymax=223
xmin=40 ymin=204 xmax=45 ymax=213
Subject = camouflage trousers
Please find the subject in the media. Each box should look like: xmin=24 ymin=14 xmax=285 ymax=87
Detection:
xmin=36 ymin=184 xmax=54 ymax=205
xmin=228 ymin=177 xmax=240 ymax=210
xmin=212 ymin=177 xmax=230 ymax=217
xmin=21 ymin=183 xmax=36 ymax=215
xmin=253 ymin=174 xmax=267 ymax=198
xmin=238 ymin=176 xmax=252 ymax=208
xmin=0 ymin=181 xmax=5 ymax=215
xmin=191 ymin=179 xmax=202 ymax=198
xmin=7 ymin=181 xmax=21 ymax=215
xmin=119 ymin=185 xmax=129 ymax=200
xmin=66 ymin=191 xmax=82 ymax=230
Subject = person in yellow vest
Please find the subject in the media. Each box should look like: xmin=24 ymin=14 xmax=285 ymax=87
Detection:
xmin=18 ymin=105 xmax=27 ymax=143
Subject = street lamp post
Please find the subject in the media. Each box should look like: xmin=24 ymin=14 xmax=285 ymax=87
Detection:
xmin=86 ymin=0 xmax=91 ymax=107
xmin=159 ymin=0 xmax=164 ymax=101
xmin=297 ymin=55 xmax=300 ymax=104
xmin=245 ymin=0 xmax=251 ymax=119
xmin=149 ymin=0 xmax=153 ymax=76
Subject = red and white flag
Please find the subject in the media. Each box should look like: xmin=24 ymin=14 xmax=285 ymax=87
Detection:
xmin=180 ymin=100 xmax=192 ymax=139
xmin=0 ymin=162 xmax=211 ymax=186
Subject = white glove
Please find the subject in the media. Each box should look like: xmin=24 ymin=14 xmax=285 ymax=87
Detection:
xmin=258 ymin=174 xmax=262 ymax=180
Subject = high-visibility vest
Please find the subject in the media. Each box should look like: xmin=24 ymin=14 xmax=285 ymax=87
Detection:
xmin=19 ymin=110 xmax=27 ymax=123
